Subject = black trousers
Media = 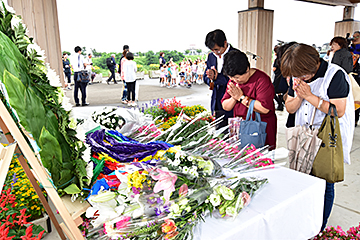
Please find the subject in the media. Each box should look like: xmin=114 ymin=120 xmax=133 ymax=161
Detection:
xmin=107 ymin=68 xmax=116 ymax=82
xmin=127 ymin=81 xmax=136 ymax=101
xmin=64 ymin=72 xmax=71 ymax=83
xmin=356 ymin=108 xmax=360 ymax=123
xmin=73 ymin=72 xmax=88 ymax=104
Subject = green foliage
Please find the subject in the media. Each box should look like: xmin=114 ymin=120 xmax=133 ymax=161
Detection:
xmin=134 ymin=56 xmax=146 ymax=66
xmin=137 ymin=64 xmax=144 ymax=72
xmin=90 ymin=48 xmax=102 ymax=57
xmin=0 ymin=7 xmax=88 ymax=191
xmin=149 ymin=64 xmax=159 ymax=70
xmin=145 ymin=50 xmax=185 ymax=65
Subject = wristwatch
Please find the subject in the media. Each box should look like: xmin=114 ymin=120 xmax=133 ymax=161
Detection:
xmin=239 ymin=95 xmax=245 ymax=103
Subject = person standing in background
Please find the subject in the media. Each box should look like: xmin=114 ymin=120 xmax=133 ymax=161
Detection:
xmin=204 ymin=29 xmax=236 ymax=131
xmin=330 ymin=37 xmax=352 ymax=74
xmin=85 ymin=53 xmax=94 ymax=84
xmin=71 ymin=46 xmax=89 ymax=106
xmin=106 ymin=54 xmax=117 ymax=84
xmin=62 ymin=53 xmax=72 ymax=90
xmin=349 ymin=31 xmax=360 ymax=127
xmin=123 ymin=52 xmax=137 ymax=107
xmin=120 ymin=47 xmax=129 ymax=104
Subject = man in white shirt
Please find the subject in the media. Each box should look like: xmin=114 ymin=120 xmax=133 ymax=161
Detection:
xmin=71 ymin=46 xmax=89 ymax=106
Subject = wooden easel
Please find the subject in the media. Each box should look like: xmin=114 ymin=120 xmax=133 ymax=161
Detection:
xmin=0 ymin=99 xmax=86 ymax=240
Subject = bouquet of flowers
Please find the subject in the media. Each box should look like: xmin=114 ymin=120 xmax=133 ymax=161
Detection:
xmin=92 ymin=107 xmax=126 ymax=130
xmin=83 ymin=144 xmax=270 ymax=240
xmin=208 ymin=177 xmax=268 ymax=220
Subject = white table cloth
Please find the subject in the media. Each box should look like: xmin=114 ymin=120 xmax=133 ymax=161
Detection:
xmin=198 ymin=166 xmax=326 ymax=240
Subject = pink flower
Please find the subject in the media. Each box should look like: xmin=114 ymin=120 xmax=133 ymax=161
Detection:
xmin=179 ymin=184 xmax=188 ymax=197
xmin=151 ymin=169 xmax=177 ymax=204
xmin=116 ymin=216 xmax=131 ymax=230
xmin=240 ymin=191 xmax=251 ymax=207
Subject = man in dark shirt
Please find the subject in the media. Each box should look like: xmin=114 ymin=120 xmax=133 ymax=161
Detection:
xmin=203 ymin=29 xmax=235 ymax=131
xmin=106 ymin=54 xmax=117 ymax=84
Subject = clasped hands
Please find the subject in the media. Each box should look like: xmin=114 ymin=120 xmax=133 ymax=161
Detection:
xmin=227 ymin=82 xmax=244 ymax=102
xmin=206 ymin=66 xmax=218 ymax=80
xmin=293 ymin=78 xmax=313 ymax=100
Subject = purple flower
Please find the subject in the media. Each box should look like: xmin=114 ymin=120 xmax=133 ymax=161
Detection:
xmin=147 ymin=197 xmax=156 ymax=204
xmin=163 ymin=205 xmax=170 ymax=213
xmin=156 ymin=197 xmax=164 ymax=205
xmin=155 ymin=207 xmax=162 ymax=216
xmin=11 ymin=173 xmax=17 ymax=190
xmin=132 ymin=187 xmax=140 ymax=194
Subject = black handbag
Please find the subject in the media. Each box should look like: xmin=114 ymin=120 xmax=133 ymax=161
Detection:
xmin=78 ymin=70 xmax=90 ymax=83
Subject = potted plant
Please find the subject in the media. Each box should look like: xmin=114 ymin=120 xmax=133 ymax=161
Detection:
xmin=148 ymin=64 xmax=160 ymax=79
xmin=136 ymin=64 xmax=145 ymax=79
xmin=0 ymin=188 xmax=45 ymax=239
xmin=4 ymin=151 xmax=49 ymax=232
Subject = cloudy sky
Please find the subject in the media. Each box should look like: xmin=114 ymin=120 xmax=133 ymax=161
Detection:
xmin=55 ymin=0 xmax=358 ymax=54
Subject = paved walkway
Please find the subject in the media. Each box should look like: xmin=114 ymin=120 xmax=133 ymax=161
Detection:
xmin=46 ymin=76 xmax=360 ymax=238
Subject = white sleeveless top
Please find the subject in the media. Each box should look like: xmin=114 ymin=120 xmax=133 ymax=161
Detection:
xmin=294 ymin=63 xmax=355 ymax=164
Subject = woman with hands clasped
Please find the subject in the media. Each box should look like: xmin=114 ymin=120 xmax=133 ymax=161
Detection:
xmin=221 ymin=49 xmax=277 ymax=150
xmin=280 ymin=43 xmax=354 ymax=231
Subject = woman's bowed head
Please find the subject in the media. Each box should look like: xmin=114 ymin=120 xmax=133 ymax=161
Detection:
xmin=281 ymin=43 xmax=346 ymax=117
xmin=222 ymin=49 xmax=270 ymax=115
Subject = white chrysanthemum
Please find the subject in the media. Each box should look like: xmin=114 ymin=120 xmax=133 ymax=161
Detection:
xmin=173 ymin=158 xmax=181 ymax=166
xmin=0 ymin=3 xmax=16 ymax=14
xmin=85 ymin=161 xmax=93 ymax=184
xmin=61 ymin=96 xmax=72 ymax=112
xmin=209 ymin=193 xmax=221 ymax=207
xmin=27 ymin=43 xmax=46 ymax=62
xmin=82 ymin=144 xmax=91 ymax=163
xmin=182 ymin=166 xmax=189 ymax=174
xmin=10 ymin=15 xmax=22 ymax=29
xmin=46 ymin=65 xmax=62 ymax=87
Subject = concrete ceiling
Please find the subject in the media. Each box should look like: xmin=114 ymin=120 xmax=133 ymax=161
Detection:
xmin=296 ymin=0 xmax=360 ymax=6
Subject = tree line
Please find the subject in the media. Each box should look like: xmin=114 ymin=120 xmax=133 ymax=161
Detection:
xmin=63 ymin=48 xmax=189 ymax=69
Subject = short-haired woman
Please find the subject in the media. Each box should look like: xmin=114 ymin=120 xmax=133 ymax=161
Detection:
xmin=221 ymin=49 xmax=277 ymax=150
xmin=330 ymin=36 xmax=353 ymax=74
xmin=281 ymin=43 xmax=354 ymax=231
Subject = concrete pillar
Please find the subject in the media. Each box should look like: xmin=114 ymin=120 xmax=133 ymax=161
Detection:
xmin=238 ymin=6 xmax=274 ymax=76
xmin=8 ymin=0 xmax=65 ymax=87
xmin=334 ymin=6 xmax=360 ymax=38
xmin=248 ymin=0 xmax=264 ymax=9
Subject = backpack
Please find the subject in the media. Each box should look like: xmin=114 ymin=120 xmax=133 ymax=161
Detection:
xmin=106 ymin=58 xmax=114 ymax=68
xmin=77 ymin=70 xmax=90 ymax=83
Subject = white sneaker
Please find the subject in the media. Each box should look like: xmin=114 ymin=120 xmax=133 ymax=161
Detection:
xmin=67 ymin=86 xmax=72 ymax=90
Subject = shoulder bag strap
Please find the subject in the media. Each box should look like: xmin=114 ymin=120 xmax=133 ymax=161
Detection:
xmin=245 ymin=100 xmax=255 ymax=121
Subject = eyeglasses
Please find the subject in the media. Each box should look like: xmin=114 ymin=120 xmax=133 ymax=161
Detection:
xmin=353 ymin=36 xmax=360 ymax=39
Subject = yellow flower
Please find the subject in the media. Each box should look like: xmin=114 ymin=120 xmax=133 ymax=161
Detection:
xmin=32 ymin=195 xmax=38 ymax=199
